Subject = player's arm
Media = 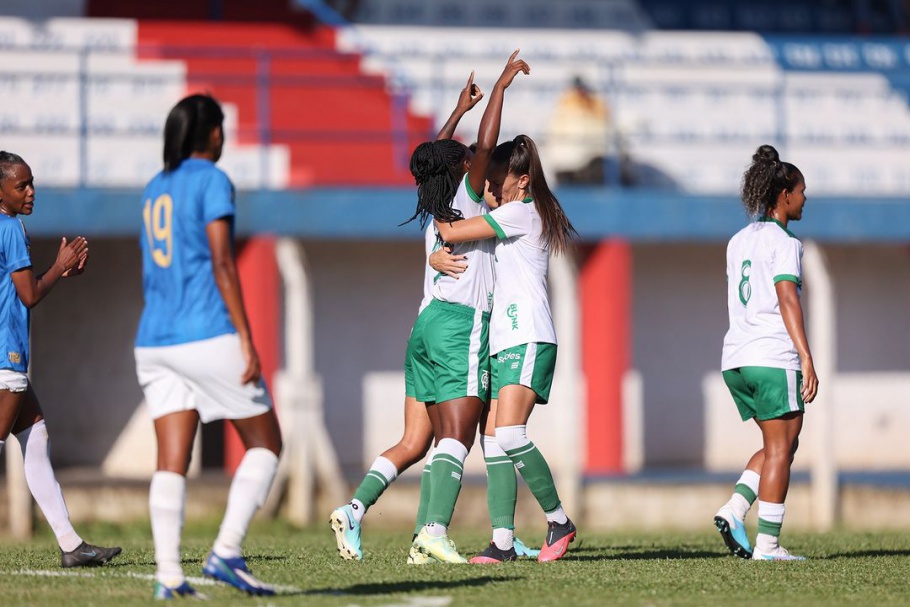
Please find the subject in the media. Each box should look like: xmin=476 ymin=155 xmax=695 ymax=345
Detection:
xmin=775 ymin=280 xmax=818 ymax=403
xmin=434 ymin=216 xmax=496 ymax=244
xmin=436 ymin=71 xmax=483 ymax=141
xmin=207 ymin=218 xmax=261 ymax=384
xmin=11 ymin=236 xmax=88 ymax=309
xmin=469 ymin=50 xmax=529 ymax=197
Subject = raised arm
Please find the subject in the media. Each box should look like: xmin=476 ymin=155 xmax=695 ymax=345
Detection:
xmin=468 ymin=50 xmax=530 ymax=197
xmin=207 ymin=218 xmax=260 ymax=384
xmin=11 ymin=237 xmax=87 ymax=309
xmin=436 ymin=71 xmax=483 ymax=141
xmin=775 ymin=280 xmax=818 ymax=403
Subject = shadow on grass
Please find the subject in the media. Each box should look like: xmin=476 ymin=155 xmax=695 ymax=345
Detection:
xmin=567 ymin=549 xmax=727 ymax=562
xmin=306 ymin=576 xmax=521 ymax=597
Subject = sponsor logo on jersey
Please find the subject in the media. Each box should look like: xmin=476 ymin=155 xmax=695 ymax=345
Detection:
xmin=507 ymin=304 xmax=519 ymax=330
xmin=8 ymin=352 xmax=20 ymax=364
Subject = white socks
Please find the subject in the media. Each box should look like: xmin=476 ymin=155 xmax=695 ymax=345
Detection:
xmin=16 ymin=420 xmax=82 ymax=552
xmin=756 ymin=501 xmax=786 ymax=552
xmin=150 ymin=471 xmax=186 ymax=584
xmin=495 ymin=425 xmax=530 ymax=453
xmin=492 ymin=527 xmax=514 ymax=551
xmin=212 ymin=448 xmax=279 ymax=559
xmin=545 ymin=505 xmax=569 ymax=525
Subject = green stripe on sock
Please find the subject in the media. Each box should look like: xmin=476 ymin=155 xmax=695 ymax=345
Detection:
xmin=505 ymin=441 xmax=561 ymax=513
xmin=734 ymin=483 xmax=757 ymax=504
xmin=352 ymin=471 xmax=389 ymax=509
xmin=757 ymin=517 xmax=783 ymax=537
xmin=485 ymin=456 xmax=517 ymax=530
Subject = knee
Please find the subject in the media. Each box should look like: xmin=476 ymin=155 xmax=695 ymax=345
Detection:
xmin=495 ymin=425 xmax=529 ymax=453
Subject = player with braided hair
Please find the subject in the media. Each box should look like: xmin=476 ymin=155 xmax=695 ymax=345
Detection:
xmin=405 ymin=51 xmax=529 ymax=564
xmin=714 ymin=144 xmax=818 ymax=562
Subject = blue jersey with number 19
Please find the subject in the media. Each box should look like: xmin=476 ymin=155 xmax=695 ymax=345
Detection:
xmin=135 ymin=158 xmax=236 ymax=347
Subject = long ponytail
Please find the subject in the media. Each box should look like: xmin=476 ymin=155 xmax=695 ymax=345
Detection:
xmin=492 ymin=135 xmax=577 ymax=254
xmin=163 ymin=94 xmax=225 ymax=172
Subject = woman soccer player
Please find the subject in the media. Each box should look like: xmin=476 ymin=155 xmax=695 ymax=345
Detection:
xmin=403 ymin=51 xmax=529 ymax=564
xmin=0 ymin=151 xmax=121 ymax=568
xmin=135 ymin=94 xmax=282 ymax=599
xmin=713 ymin=144 xmax=818 ymax=561
xmin=434 ymin=134 xmax=578 ymax=563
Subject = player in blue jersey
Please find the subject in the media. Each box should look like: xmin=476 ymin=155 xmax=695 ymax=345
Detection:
xmin=135 ymin=95 xmax=282 ymax=600
xmin=0 ymin=151 xmax=122 ymax=568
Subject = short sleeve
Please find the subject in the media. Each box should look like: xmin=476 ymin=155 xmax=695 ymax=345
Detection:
xmin=0 ymin=221 xmax=31 ymax=274
xmin=771 ymin=236 xmax=802 ymax=286
xmin=202 ymin=170 xmax=235 ymax=225
xmin=484 ymin=202 xmax=532 ymax=240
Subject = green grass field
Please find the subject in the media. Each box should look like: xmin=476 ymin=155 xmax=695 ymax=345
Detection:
xmin=1 ymin=520 xmax=909 ymax=606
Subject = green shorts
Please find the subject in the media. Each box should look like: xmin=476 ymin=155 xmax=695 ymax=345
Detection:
xmin=491 ymin=342 xmax=557 ymax=404
xmin=404 ymin=299 xmax=491 ymax=404
xmin=722 ymin=366 xmax=804 ymax=422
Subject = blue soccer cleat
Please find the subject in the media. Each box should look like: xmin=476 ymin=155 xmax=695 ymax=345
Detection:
xmin=513 ymin=537 xmax=541 ymax=558
xmin=202 ymin=552 xmax=275 ymax=596
xmin=714 ymin=505 xmax=753 ymax=559
xmin=153 ymin=580 xmax=207 ymax=600
xmin=330 ymin=504 xmax=363 ymax=560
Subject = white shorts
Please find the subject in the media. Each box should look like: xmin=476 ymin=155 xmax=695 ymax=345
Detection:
xmin=135 ymin=333 xmax=273 ymax=423
xmin=0 ymin=369 xmax=27 ymax=392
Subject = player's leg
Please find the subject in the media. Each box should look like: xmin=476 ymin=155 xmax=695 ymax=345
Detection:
xmin=471 ymin=398 xmax=519 ymax=564
xmin=202 ymin=409 xmax=281 ymax=596
xmin=714 ymin=368 xmax=762 ymax=558
xmin=747 ymin=367 xmax=805 ymax=561
xmin=753 ymin=412 xmax=803 ymax=560
xmin=332 ymin=395 xmax=432 ymax=560
xmin=151 ymin=409 xmax=202 ymax=598
xmin=413 ymin=396 xmax=484 ymax=564
xmin=10 ymin=382 xmax=121 ymax=568
xmin=494 ymin=343 xmax=573 ymax=563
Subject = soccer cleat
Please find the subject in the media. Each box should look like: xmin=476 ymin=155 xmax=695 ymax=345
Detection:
xmin=202 ymin=552 xmax=275 ymax=596
xmin=513 ymin=537 xmax=540 ymax=558
xmin=714 ymin=505 xmax=753 ymax=559
xmin=412 ymin=528 xmax=467 ymax=563
xmin=61 ymin=541 xmax=122 ymax=568
xmin=752 ymin=545 xmax=806 ymax=561
xmin=469 ymin=541 xmax=517 ymax=564
xmin=153 ymin=580 xmax=207 ymax=600
xmin=538 ymin=518 xmax=577 ymax=562
xmin=406 ymin=544 xmax=438 ymax=565
xmin=329 ymin=504 xmax=363 ymax=560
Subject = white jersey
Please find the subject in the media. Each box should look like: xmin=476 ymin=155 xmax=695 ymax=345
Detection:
xmin=418 ymin=224 xmax=439 ymax=314
xmin=484 ymin=199 xmax=557 ymax=354
xmin=722 ymin=218 xmax=803 ymax=371
xmin=431 ymin=176 xmax=495 ymax=312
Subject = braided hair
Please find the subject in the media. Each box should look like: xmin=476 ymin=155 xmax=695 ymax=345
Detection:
xmin=741 ymin=144 xmax=803 ymax=218
xmin=0 ymin=151 xmax=25 ymax=180
xmin=491 ymin=135 xmax=577 ymax=254
xmin=404 ymin=139 xmax=470 ymax=228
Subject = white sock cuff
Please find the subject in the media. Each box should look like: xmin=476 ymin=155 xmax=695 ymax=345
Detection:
xmin=495 ymin=425 xmax=530 ymax=453
xmin=150 ymin=471 xmax=186 ymax=508
xmin=235 ymin=448 xmax=279 ymax=506
xmin=370 ymin=456 xmax=399 ymax=483
xmin=434 ymin=438 xmax=468 ymax=463
xmin=481 ymin=434 xmax=507 ymax=459
xmin=757 ymin=500 xmax=786 ymax=522
xmin=738 ymin=469 xmax=760 ymax=494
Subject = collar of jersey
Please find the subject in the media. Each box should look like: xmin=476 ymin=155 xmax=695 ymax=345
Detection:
xmin=758 ymin=216 xmax=797 ymax=239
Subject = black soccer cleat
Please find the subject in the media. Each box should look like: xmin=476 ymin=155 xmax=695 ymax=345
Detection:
xmin=61 ymin=542 xmax=122 ymax=568
xmin=469 ymin=541 xmax=518 ymax=564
